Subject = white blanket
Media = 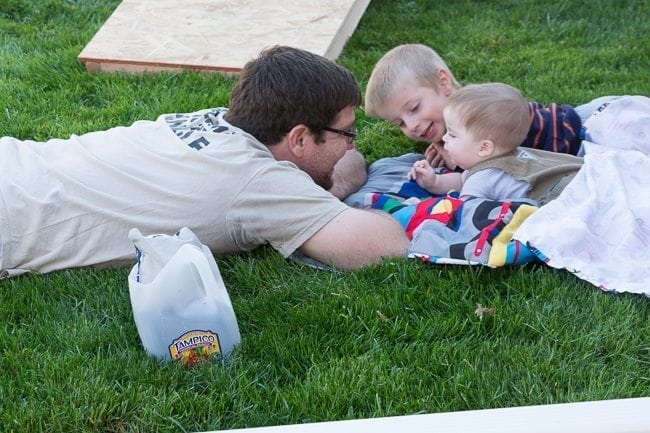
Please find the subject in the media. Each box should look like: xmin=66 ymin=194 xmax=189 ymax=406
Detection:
xmin=514 ymin=96 xmax=650 ymax=296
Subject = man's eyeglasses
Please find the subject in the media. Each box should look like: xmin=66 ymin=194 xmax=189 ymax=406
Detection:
xmin=323 ymin=126 xmax=358 ymax=145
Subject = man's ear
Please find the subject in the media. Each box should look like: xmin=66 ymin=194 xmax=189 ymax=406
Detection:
xmin=437 ymin=69 xmax=454 ymax=96
xmin=478 ymin=139 xmax=495 ymax=157
xmin=286 ymin=124 xmax=310 ymax=158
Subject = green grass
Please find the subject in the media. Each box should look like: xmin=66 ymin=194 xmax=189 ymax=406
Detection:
xmin=1 ymin=0 xmax=649 ymax=431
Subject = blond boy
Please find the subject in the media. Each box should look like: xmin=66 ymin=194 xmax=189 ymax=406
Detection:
xmin=365 ymin=44 xmax=462 ymax=168
xmin=365 ymin=44 xmax=583 ymax=170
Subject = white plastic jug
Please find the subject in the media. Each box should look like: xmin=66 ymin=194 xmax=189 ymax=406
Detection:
xmin=127 ymin=227 xmax=241 ymax=365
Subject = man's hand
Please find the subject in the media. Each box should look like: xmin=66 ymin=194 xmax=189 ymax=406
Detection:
xmin=328 ymin=149 xmax=368 ymax=200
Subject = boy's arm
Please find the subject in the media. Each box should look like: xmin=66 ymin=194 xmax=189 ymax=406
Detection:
xmin=299 ymin=207 xmax=409 ymax=270
xmin=328 ymin=149 xmax=368 ymax=200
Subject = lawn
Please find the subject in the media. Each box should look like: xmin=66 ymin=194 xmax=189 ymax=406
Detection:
xmin=0 ymin=0 xmax=648 ymax=432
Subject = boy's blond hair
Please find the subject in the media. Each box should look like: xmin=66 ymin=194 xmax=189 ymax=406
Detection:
xmin=364 ymin=44 xmax=460 ymax=117
xmin=446 ymin=83 xmax=530 ymax=152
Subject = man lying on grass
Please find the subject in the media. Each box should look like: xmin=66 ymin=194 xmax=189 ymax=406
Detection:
xmin=0 ymin=46 xmax=409 ymax=278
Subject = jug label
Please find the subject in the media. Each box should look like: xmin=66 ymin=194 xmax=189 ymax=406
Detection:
xmin=168 ymin=330 xmax=221 ymax=365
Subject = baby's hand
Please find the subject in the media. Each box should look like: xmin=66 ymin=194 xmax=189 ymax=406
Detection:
xmin=408 ymin=159 xmax=441 ymax=192
xmin=408 ymin=159 xmax=433 ymax=181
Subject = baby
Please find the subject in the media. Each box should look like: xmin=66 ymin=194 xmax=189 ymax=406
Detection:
xmin=407 ymin=83 xmax=583 ymax=205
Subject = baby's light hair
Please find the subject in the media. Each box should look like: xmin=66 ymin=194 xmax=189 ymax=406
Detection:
xmin=364 ymin=44 xmax=460 ymax=117
xmin=445 ymin=83 xmax=530 ymax=152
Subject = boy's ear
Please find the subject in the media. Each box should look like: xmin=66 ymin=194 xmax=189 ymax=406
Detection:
xmin=437 ymin=69 xmax=453 ymax=96
xmin=478 ymin=139 xmax=496 ymax=157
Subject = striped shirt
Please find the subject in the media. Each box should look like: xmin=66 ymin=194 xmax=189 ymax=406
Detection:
xmin=521 ymin=102 xmax=583 ymax=155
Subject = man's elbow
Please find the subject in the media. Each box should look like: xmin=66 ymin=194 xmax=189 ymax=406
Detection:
xmin=301 ymin=224 xmax=410 ymax=271
xmin=338 ymin=240 xmax=409 ymax=270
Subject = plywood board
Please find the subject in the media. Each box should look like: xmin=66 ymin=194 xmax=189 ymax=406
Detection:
xmin=78 ymin=0 xmax=371 ymax=74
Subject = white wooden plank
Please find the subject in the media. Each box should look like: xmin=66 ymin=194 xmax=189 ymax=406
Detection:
xmin=78 ymin=0 xmax=371 ymax=74
xmin=204 ymin=398 xmax=650 ymax=433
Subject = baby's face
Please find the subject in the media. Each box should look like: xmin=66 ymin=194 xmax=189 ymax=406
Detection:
xmin=441 ymin=107 xmax=485 ymax=170
xmin=375 ymin=81 xmax=450 ymax=145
